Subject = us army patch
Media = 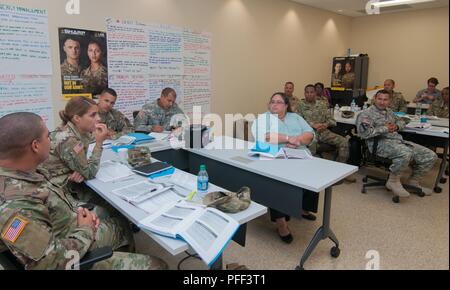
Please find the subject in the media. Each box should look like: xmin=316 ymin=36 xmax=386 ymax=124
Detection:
xmin=73 ymin=142 xmax=84 ymax=155
xmin=2 ymin=216 xmax=28 ymax=243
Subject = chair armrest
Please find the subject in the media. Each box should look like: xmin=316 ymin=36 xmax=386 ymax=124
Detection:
xmin=78 ymin=247 xmax=113 ymax=270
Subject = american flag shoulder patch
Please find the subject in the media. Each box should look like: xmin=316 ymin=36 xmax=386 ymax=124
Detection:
xmin=73 ymin=142 xmax=84 ymax=155
xmin=2 ymin=216 xmax=28 ymax=244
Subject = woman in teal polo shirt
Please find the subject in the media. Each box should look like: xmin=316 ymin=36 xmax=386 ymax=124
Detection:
xmin=251 ymin=92 xmax=315 ymax=244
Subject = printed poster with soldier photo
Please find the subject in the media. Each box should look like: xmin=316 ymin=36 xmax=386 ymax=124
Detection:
xmin=331 ymin=57 xmax=356 ymax=90
xmin=59 ymin=28 xmax=108 ymax=99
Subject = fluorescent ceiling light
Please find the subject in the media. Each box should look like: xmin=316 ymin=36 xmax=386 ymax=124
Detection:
xmin=372 ymin=0 xmax=435 ymax=8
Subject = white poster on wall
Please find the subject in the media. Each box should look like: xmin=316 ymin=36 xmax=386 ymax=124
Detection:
xmin=0 ymin=4 xmax=52 ymax=75
xmin=0 ymin=4 xmax=53 ymax=130
xmin=0 ymin=74 xmax=54 ymax=129
xmin=107 ymin=18 xmax=211 ymax=123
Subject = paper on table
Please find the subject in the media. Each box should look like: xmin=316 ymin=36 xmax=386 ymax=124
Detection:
xmin=153 ymin=170 xmax=197 ymax=192
xmin=96 ymin=161 xmax=134 ymax=183
xmin=149 ymin=132 xmax=171 ymax=141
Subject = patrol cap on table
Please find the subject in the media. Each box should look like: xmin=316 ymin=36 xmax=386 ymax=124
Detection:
xmin=202 ymin=186 xmax=251 ymax=213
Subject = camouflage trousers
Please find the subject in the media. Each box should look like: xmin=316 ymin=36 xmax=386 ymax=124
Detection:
xmin=91 ymin=251 xmax=168 ymax=270
xmin=376 ymin=140 xmax=437 ymax=178
xmin=317 ymin=129 xmax=349 ymax=163
xmin=88 ymin=217 xmax=168 ymax=270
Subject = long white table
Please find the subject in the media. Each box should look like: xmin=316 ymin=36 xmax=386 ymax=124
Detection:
xmin=86 ymin=149 xmax=267 ymax=269
xmin=182 ymin=136 xmax=358 ymax=269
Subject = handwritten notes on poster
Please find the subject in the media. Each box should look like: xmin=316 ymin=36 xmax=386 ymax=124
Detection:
xmin=0 ymin=4 xmax=53 ymax=129
xmin=107 ymin=19 xmax=211 ymax=121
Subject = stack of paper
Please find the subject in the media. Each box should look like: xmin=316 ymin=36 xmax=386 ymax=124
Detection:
xmin=96 ymin=161 xmax=134 ymax=183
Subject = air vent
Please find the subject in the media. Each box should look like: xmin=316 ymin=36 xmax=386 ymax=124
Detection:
xmin=357 ymin=4 xmax=413 ymax=14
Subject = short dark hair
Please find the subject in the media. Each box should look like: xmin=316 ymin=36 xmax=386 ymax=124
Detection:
xmin=101 ymin=88 xmax=118 ymax=98
xmin=304 ymin=84 xmax=316 ymax=91
xmin=375 ymin=89 xmax=390 ymax=98
xmin=385 ymin=79 xmax=395 ymax=85
xmin=63 ymin=36 xmax=80 ymax=46
xmin=0 ymin=113 xmax=45 ymax=159
xmin=161 ymin=88 xmax=176 ymax=98
xmin=285 ymin=82 xmax=294 ymax=87
xmin=428 ymin=77 xmax=439 ymax=86
xmin=315 ymin=82 xmax=325 ymax=89
xmin=270 ymin=92 xmax=292 ymax=113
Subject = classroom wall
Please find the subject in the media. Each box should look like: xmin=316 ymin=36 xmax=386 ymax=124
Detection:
xmin=2 ymin=0 xmax=352 ymax=125
xmin=350 ymin=7 xmax=449 ymax=101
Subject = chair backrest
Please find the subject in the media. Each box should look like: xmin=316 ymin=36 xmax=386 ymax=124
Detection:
xmin=0 ymin=250 xmax=23 ymax=270
xmin=233 ymin=119 xmax=254 ymax=142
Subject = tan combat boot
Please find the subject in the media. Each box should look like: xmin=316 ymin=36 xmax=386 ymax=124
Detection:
xmin=344 ymin=173 xmax=357 ymax=183
xmin=386 ymin=172 xmax=410 ymax=197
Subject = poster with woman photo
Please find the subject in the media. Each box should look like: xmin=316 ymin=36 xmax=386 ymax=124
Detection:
xmin=331 ymin=57 xmax=357 ymax=89
xmin=59 ymin=27 xmax=108 ymax=99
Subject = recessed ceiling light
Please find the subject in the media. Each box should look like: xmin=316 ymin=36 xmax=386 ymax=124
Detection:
xmin=338 ymin=9 xmax=343 ymax=12
xmin=372 ymin=0 xmax=435 ymax=8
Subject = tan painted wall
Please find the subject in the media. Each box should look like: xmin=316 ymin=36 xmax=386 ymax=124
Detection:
xmin=2 ymin=0 xmax=351 ymax=127
xmin=351 ymin=8 xmax=449 ymax=101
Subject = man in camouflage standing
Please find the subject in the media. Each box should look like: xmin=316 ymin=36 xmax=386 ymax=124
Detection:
xmin=97 ymin=88 xmax=134 ymax=139
xmin=371 ymin=79 xmax=407 ymax=113
xmin=297 ymin=84 xmax=356 ymax=182
xmin=357 ymin=90 xmax=437 ymax=197
xmin=134 ymin=88 xmax=186 ymax=133
xmin=0 ymin=113 xmax=167 ymax=270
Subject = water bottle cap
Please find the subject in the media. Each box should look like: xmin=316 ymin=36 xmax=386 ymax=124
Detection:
xmin=200 ymin=165 xmax=206 ymax=171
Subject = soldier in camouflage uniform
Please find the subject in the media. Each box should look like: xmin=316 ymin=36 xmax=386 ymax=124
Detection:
xmin=342 ymin=62 xmax=356 ymax=89
xmin=0 ymin=113 xmax=167 ymax=270
xmin=370 ymin=79 xmax=407 ymax=113
xmin=80 ymin=41 xmax=108 ymax=96
xmin=297 ymin=85 xmax=356 ymax=183
xmin=37 ymin=97 xmax=128 ymax=227
xmin=357 ymin=90 xmax=437 ymax=197
xmin=134 ymin=88 xmax=186 ymax=133
xmin=97 ymin=88 xmax=134 ymax=140
xmin=429 ymin=87 xmax=449 ymax=118
xmin=60 ymin=38 xmax=82 ymax=77
xmin=284 ymin=82 xmax=301 ymax=113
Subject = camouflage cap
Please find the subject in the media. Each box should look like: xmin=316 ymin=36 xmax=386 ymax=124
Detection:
xmin=202 ymin=186 xmax=251 ymax=213
xmin=127 ymin=147 xmax=152 ymax=168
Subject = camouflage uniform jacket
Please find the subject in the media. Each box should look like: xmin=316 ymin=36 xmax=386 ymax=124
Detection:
xmin=429 ymin=98 xmax=449 ymax=118
xmin=288 ymin=95 xmax=301 ymax=113
xmin=0 ymin=167 xmax=94 ymax=270
xmin=37 ymin=122 xmax=102 ymax=188
xmin=80 ymin=65 xmax=108 ymax=95
xmin=356 ymin=105 xmax=407 ymax=153
xmin=370 ymin=91 xmax=407 ymax=113
xmin=134 ymin=99 xmax=185 ymax=132
xmin=60 ymin=60 xmax=81 ymax=77
xmin=99 ymin=108 xmax=134 ymax=139
xmin=297 ymin=99 xmax=337 ymax=129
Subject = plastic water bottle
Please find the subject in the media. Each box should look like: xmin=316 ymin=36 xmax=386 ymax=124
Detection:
xmin=415 ymin=103 xmax=422 ymax=118
xmin=334 ymin=104 xmax=340 ymax=116
xmin=363 ymin=102 xmax=368 ymax=111
xmin=351 ymin=99 xmax=356 ymax=112
xmin=197 ymin=165 xmax=209 ymax=194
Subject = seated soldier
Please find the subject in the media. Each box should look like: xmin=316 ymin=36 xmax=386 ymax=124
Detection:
xmin=429 ymin=87 xmax=449 ymax=118
xmin=284 ymin=82 xmax=301 ymax=113
xmin=297 ymin=84 xmax=356 ymax=183
xmin=97 ymin=88 xmax=134 ymax=139
xmin=357 ymin=90 xmax=438 ymax=197
xmin=134 ymin=88 xmax=186 ymax=133
xmin=0 ymin=112 xmax=167 ymax=270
